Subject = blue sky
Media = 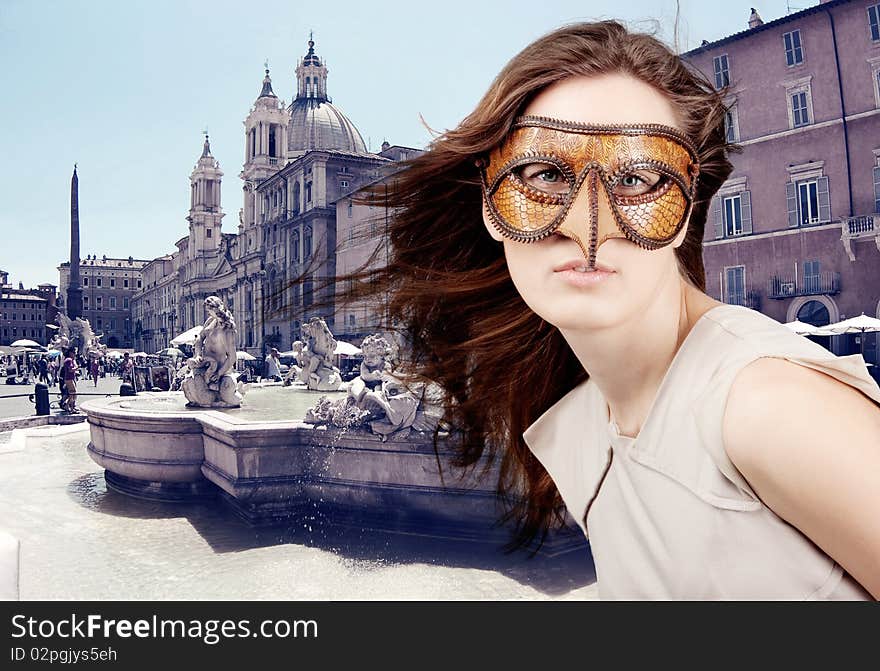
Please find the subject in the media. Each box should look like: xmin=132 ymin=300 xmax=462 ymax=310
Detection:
xmin=0 ymin=0 xmax=801 ymax=289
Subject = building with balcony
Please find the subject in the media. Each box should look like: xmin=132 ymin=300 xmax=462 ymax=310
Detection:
xmin=682 ymin=0 xmax=880 ymax=365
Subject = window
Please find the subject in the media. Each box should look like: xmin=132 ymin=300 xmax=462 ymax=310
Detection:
xmin=803 ymin=260 xmax=821 ymax=294
xmin=869 ymin=4 xmax=879 ymax=41
xmin=109 ymin=296 xmax=116 ymax=309
xmin=291 ymin=230 xmax=300 ymax=262
xmin=713 ymin=54 xmax=730 ymax=89
xmin=723 ymin=195 xmax=743 ymax=236
xmin=724 ymin=106 xmax=739 ymax=142
xmin=303 ymin=278 xmax=313 ymax=307
xmin=347 ymin=200 xmax=353 ymax=218
xmin=787 ymin=177 xmax=829 ymax=227
xmin=798 ymin=180 xmax=819 ymax=225
xmin=723 ymin=266 xmax=745 ymax=305
xmin=110 ymin=318 xmax=117 ymax=330
xmin=791 ymin=92 xmax=810 ymax=127
xmin=874 ymin=166 xmax=880 ymax=213
xmin=340 ymin=180 xmax=349 ymax=188
xmin=96 ymin=296 xmax=103 ymax=310
xmin=83 ymin=277 xmax=88 ymax=287
xmin=123 ymin=297 xmax=129 ymax=309
xmin=304 ymin=226 xmax=312 ymax=258
xmin=348 ymin=314 xmax=355 ymax=326
xmin=783 ymin=30 xmax=803 ymax=66
xmin=712 ymin=189 xmax=751 ymax=238
xmin=96 ymin=318 xmax=102 ymax=329
xmin=110 ymin=278 xmax=115 ymax=288
xmin=305 ymin=182 xmax=312 ymax=203
xmin=83 ymin=297 xmax=88 ymax=306
xmin=206 ymin=228 xmax=212 ymax=238
xmin=137 ymin=280 xmax=142 ymax=288
xmin=124 ymin=279 xmax=129 ymax=288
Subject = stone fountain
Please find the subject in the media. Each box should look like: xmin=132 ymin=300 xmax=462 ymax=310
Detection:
xmin=83 ymin=298 xmax=581 ymax=552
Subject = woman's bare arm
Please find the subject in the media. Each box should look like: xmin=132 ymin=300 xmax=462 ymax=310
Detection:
xmin=724 ymin=356 xmax=880 ymax=599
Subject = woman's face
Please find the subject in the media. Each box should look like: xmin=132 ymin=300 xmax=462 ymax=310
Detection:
xmin=482 ymin=72 xmax=691 ymax=332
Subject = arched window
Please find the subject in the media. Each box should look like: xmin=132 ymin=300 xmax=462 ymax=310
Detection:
xmin=304 ymin=226 xmax=312 ymax=259
xmin=797 ymin=300 xmax=829 ymax=326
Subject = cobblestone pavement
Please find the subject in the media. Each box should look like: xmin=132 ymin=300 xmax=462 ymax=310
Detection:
xmin=0 ymin=375 xmax=123 ymax=419
xmin=0 ymin=424 xmax=599 ymax=600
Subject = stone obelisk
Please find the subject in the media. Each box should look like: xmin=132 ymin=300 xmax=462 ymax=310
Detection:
xmin=67 ymin=165 xmax=83 ymax=320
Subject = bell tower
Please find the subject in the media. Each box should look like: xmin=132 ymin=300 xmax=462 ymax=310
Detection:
xmin=240 ymin=64 xmax=289 ymax=232
xmin=187 ymin=133 xmax=224 ymax=256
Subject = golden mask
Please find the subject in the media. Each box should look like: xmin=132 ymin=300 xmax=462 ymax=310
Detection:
xmin=480 ymin=116 xmax=701 ymax=269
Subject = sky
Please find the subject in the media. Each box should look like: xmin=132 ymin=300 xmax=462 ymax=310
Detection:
xmin=0 ymin=0 xmax=806 ymax=289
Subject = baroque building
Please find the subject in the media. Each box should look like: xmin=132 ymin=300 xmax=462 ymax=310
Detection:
xmin=132 ymin=38 xmax=416 ymax=354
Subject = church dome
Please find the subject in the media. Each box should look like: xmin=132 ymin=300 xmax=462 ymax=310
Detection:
xmin=287 ymin=98 xmax=367 ymax=153
xmin=287 ymin=37 xmax=367 ymax=155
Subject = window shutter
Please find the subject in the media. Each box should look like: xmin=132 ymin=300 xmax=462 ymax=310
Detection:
xmin=786 ymin=182 xmax=799 ymax=228
xmin=873 ymin=166 xmax=880 ymax=213
xmin=713 ymin=197 xmax=723 ymax=238
xmin=740 ymin=190 xmax=752 ymax=234
xmin=817 ymin=176 xmax=830 ymax=222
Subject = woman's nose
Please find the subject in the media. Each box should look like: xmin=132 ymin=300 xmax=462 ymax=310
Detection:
xmin=556 ymin=169 xmax=623 ymax=268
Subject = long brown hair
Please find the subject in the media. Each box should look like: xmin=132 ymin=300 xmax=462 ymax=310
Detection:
xmin=338 ymin=20 xmax=735 ymax=550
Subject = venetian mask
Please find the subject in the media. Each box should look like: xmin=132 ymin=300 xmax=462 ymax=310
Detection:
xmin=479 ymin=115 xmax=701 ymax=269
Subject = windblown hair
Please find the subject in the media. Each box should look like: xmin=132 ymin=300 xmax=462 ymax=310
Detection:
xmin=342 ymin=20 xmax=736 ymax=550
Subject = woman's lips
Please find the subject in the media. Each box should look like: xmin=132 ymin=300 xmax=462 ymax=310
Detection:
xmin=553 ymin=259 xmax=616 ymax=287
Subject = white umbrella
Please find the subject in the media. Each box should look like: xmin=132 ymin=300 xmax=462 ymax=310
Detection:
xmin=823 ymin=313 xmax=880 ymax=360
xmin=236 ymin=351 xmax=256 ymax=361
xmin=10 ymin=339 xmax=42 ymax=348
xmin=334 ymin=340 xmax=362 ymax=356
xmin=132 ymin=352 xmax=148 ymax=357
xmin=170 ymin=325 xmax=203 ymax=346
xmin=105 ymin=351 xmax=125 ymax=358
xmin=783 ymin=320 xmax=822 ymax=335
xmin=157 ymin=347 xmax=185 ymax=357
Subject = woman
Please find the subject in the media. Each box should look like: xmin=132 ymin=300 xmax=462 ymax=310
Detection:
xmin=345 ymin=21 xmax=880 ymax=599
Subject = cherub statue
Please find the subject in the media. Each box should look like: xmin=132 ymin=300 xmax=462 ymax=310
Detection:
xmin=347 ymin=334 xmax=392 ymax=403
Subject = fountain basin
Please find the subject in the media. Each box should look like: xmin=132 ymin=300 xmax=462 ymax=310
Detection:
xmin=81 ymin=389 xmax=583 ymax=550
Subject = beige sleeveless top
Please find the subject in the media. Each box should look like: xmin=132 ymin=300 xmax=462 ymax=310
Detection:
xmin=523 ymin=304 xmax=879 ymax=600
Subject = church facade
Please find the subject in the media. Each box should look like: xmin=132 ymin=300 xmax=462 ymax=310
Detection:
xmin=132 ymin=39 xmax=413 ymax=355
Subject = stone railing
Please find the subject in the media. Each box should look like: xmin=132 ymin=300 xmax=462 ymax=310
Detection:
xmin=768 ymin=272 xmax=840 ymax=299
xmin=840 ymin=213 xmax=880 ymax=261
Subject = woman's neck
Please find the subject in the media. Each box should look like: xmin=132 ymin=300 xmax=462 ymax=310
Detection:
xmin=559 ymin=279 xmax=721 ymax=438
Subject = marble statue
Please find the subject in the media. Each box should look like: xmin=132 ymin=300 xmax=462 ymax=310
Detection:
xmin=50 ymin=313 xmax=106 ymax=360
xmin=182 ymin=296 xmax=243 ymax=408
xmin=305 ymin=348 xmax=446 ymax=442
xmin=282 ymin=340 xmax=305 ymax=386
xmin=346 ymin=333 xmax=392 ymax=401
xmin=300 ymin=317 xmax=342 ymax=391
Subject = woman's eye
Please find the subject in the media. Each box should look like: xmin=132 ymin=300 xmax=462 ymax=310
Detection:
xmin=518 ymin=164 xmax=569 ymax=194
xmin=613 ymin=170 xmax=664 ymax=196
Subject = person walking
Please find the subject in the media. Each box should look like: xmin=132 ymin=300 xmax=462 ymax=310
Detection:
xmin=37 ymin=356 xmax=49 ymax=384
xmin=61 ymin=348 xmax=79 ymax=413
xmin=89 ymin=357 xmax=100 ymax=387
